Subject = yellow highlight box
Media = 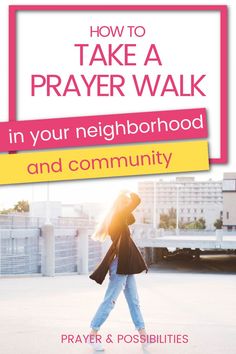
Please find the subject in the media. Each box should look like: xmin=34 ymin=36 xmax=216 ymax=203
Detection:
xmin=0 ymin=140 xmax=209 ymax=185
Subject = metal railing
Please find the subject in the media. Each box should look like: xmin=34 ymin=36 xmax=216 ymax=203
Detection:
xmin=2 ymin=223 xmax=234 ymax=276
xmin=0 ymin=225 xmax=102 ymax=276
xmin=132 ymin=224 xmax=236 ymax=239
xmin=55 ymin=229 xmax=78 ymax=273
xmin=0 ymin=215 xmax=92 ymax=229
xmin=0 ymin=229 xmax=41 ymax=274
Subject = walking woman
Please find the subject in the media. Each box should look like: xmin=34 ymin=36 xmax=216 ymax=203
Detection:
xmin=89 ymin=191 xmax=148 ymax=351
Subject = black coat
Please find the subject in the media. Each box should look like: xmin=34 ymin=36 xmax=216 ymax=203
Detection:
xmin=89 ymin=193 xmax=148 ymax=284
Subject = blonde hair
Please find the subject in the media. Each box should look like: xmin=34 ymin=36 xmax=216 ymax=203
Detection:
xmin=92 ymin=192 xmax=130 ymax=242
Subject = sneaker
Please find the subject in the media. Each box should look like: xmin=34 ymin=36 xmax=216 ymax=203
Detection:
xmin=141 ymin=336 xmax=151 ymax=350
xmin=89 ymin=342 xmax=105 ymax=352
xmin=142 ymin=342 xmax=151 ymax=350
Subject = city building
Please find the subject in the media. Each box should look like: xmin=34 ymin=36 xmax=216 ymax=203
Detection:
xmin=29 ymin=201 xmax=62 ymax=219
xmin=222 ymin=173 xmax=236 ymax=230
xmin=29 ymin=201 xmax=104 ymax=223
xmin=137 ymin=177 xmax=223 ymax=230
xmin=62 ymin=202 xmax=104 ymax=222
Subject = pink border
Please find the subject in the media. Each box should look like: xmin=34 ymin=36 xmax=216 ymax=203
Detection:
xmin=8 ymin=5 xmax=228 ymax=164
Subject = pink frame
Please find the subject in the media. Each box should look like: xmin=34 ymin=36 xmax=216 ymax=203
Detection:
xmin=8 ymin=5 xmax=228 ymax=164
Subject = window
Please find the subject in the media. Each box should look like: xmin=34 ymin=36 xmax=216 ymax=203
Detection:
xmin=201 ymin=209 xmax=204 ymax=213
xmin=223 ymin=179 xmax=236 ymax=191
xmin=226 ymin=211 xmax=229 ymax=219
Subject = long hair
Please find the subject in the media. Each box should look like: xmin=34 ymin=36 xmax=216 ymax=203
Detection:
xmin=92 ymin=192 xmax=130 ymax=242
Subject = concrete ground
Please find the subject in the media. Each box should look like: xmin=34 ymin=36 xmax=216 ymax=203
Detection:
xmin=0 ymin=256 xmax=236 ymax=354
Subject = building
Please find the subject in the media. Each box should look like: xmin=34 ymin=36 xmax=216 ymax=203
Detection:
xmin=29 ymin=201 xmax=104 ymax=224
xmin=137 ymin=177 xmax=223 ymax=230
xmin=29 ymin=201 xmax=62 ymax=219
xmin=222 ymin=173 xmax=236 ymax=230
xmin=62 ymin=202 xmax=104 ymax=222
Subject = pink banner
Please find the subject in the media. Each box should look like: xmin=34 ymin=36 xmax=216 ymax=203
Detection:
xmin=1 ymin=108 xmax=207 ymax=152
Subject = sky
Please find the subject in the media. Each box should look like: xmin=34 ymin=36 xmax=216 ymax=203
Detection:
xmin=0 ymin=170 xmax=226 ymax=210
xmin=0 ymin=176 xmax=137 ymax=209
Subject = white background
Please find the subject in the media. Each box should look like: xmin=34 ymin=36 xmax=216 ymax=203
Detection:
xmin=17 ymin=10 xmax=220 ymax=156
xmin=0 ymin=0 xmax=235 ymax=206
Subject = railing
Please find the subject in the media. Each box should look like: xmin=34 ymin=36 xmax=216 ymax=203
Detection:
xmin=0 ymin=215 xmax=92 ymax=229
xmin=0 ymin=225 xmax=102 ymax=276
xmin=0 ymin=229 xmax=41 ymax=274
xmin=1 ymin=223 xmax=235 ymax=276
xmin=88 ymin=229 xmax=103 ymax=272
xmin=132 ymin=224 xmax=236 ymax=240
xmin=55 ymin=229 xmax=78 ymax=273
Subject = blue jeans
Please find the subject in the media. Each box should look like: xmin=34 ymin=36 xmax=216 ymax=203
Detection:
xmin=90 ymin=256 xmax=145 ymax=331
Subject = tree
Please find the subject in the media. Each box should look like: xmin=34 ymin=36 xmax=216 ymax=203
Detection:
xmin=185 ymin=217 xmax=206 ymax=229
xmin=214 ymin=218 xmax=223 ymax=229
xmin=0 ymin=200 xmax=29 ymax=214
xmin=13 ymin=200 xmax=29 ymax=213
xmin=0 ymin=208 xmax=13 ymax=215
xmin=195 ymin=217 xmax=206 ymax=229
xmin=159 ymin=208 xmax=176 ymax=229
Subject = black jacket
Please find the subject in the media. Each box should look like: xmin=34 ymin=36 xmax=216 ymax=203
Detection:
xmin=89 ymin=193 xmax=148 ymax=284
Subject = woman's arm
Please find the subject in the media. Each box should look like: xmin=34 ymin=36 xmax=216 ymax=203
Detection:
xmin=123 ymin=192 xmax=141 ymax=214
xmin=121 ymin=192 xmax=141 ymax=226
xmin=108 ymin=192 xmax=141 ymax=241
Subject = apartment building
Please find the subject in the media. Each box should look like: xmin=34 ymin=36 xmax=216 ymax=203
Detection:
xmin=137 ymin=177 xmax=222 ymax=229
xmin=222 ymin=173 xmax=236 ymax=230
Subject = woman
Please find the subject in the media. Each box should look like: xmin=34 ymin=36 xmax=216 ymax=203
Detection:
xmin=89 ymin=191 xmax=148 ymax=351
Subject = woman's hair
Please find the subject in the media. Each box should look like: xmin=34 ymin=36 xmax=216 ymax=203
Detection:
xmin=92 ymin=192 xmax=130 ymax=242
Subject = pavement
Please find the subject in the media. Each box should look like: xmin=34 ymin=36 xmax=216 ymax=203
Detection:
xmin=0 ymin=256 xmax=236 ymax=354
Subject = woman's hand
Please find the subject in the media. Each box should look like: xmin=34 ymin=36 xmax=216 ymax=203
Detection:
xmin=119 ymin=190 xmax=131 ymax=198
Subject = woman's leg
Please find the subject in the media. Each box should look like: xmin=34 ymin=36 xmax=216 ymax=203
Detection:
xmin=123 ymin=276 xmax=150 ymax=348
xmin=123 ymin=275 xmax=145 ymax=330
xmin=90 ymin=257 xmax=127 ymax=331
